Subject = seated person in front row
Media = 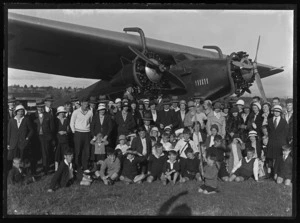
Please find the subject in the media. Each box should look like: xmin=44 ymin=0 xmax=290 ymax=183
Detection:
xmin=180 ymin=148 xmax=201 ymax=183
xmin=274 ymin=144 xmax=292 ymax=186
xmin=7 ymin=157 xmax=35 ymax=185
xmin=95 ymin=148 xmax=121 ymax=185
xmin=229 ymin=146 xmax=259 ymax=182
xmin=161 ymin=150 xmax=180 ymax=185
xmin=119 ymin=150 xmax=146 ymax=185
xmin=48 ymin=150 xmax=75 ymax=192
xmin=147 ymin=143 xmax=168 ymax=183
xmin=198 ymin=154 xmax=219 ymax=194
xmin=204 ymin=135 xmax=230 ymax=181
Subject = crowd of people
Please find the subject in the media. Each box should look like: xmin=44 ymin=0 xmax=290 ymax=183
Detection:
xmin=6 ymin=91 xmax=293 ymax=194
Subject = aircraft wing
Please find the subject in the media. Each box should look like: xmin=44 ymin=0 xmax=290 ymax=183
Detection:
xmin=8 ymin=12 xmax=282 ymax=81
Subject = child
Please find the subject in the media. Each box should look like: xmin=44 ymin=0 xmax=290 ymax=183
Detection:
xmin=160 ymin=132 xmax=173 ymax=153
xmin=203 ymin=124 xmax=220 ymax=149
xmin=204 ymin=135 xmax=230 ymax=181
xmin=55 ymin=106 xmax=70 ymax=171
xmin=96 ymin=148 xmax=121 ymax=185
xmin=180 ymin=148 xmax=201 ymax=183
xmin=150 ymin=126 xmax=160 ymax=142
xmin=90 ymin=133 xmax=109 ymax=171
xmin=161 ymin=150 xmax=180 ymax=185
xmin=198 ymin=154 xmax=219 ymax=194
xmin=169 ymin=133 xmax=178 ymax=148
xmin=7 ymin=157 xmax=35 ymax=185
xmin=229 ymin=146 xmax=259 ymax=182
xmin=274 ymin=144 xmax=292 ymax=186
xmin=119 ymin=150 xmax=146 ymax=184
xmin=115 ymin=134 xmax=129 ymax=155
xmin=47 ymin=150 xmax=75 ymax=192
xmin=147 ymin=143 xmax=168 ymax=183
xmin=191 ymin=104 xmax=207 ymax=129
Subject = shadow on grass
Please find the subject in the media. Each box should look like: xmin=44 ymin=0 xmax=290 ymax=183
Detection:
xmin=157 ymin=191 xmax=191 ymax=216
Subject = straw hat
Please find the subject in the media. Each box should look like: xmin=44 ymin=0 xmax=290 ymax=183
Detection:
xmin=56 ymin=106 xmax=67 ymax=115
xmin=236 ymin=99 xmax=245 ymax=106
xmin=97 ymin=104 xmax=106 ymax=111
xmin=36 ymin=99 xmax=45 ymax=107
xmin=272 ymin=105 xmax=282 ymax=113
xmin=8 ymin=95 xmax=16 ymax=103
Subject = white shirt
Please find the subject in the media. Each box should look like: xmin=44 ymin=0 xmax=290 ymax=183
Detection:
xmin=151 ymin=110 xmax=157 ymax=122
xmin=209 ymin=135 xmax=215 ymax=147
xmin=231 ymin=143 xmax=239 ymax=168
xmin=70 ymin=108 xmax=93 ymax=133
xmin=45 ymin=106 xmax=51 ymax=113
xmin=174 ymin=138 xmax=198 ymax=158
xmin=141 ymin=137 xmax=147 ymax=156
xmin=214 ymin=111 xmax=221 ymax=119
xmin=115 ymin=144 xmax=129 ymax=155
xmin=160 ymin=140 xmax=173 ymax=151
xmin=14 ymin=116 xmax=24 ymax=128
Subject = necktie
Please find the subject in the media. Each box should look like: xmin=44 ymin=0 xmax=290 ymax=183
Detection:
xmin=274 ymin=117 xmax=278 ymax=128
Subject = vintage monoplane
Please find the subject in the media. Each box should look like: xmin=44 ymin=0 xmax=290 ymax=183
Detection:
xmin=8 ymin=12 xmax=284 ymax=104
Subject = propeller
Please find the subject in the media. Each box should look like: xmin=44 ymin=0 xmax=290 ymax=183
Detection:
xmin=128 ymin=46 xmax=186 ymax=89
xmin=252 ymin=36 xmax=267 ymax=103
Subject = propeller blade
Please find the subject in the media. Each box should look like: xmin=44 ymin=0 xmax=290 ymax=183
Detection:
xmin=254 ymin=72 xmax=267 ymax=102
xmin=128 ymin=46 xmax=157 ymax=67
xmin=163 ymin=70 xmax=186 ymax=89
xmin=254 ymin=36 xmax=260 ymax=62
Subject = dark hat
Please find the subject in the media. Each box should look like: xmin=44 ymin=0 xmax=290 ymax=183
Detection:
xmin=8 ymin=95 xmax=16 ymax=103
xmin=44 ymin=94 xmax=54 ymax=102
xmin=143 ymin=112 xmax=153 ymax=121
xmin=230 ymin=106 xmax=239 ymax=113
xmin=187 ymin=101 xmax=195 ymax=108
xmin=171 ymin=96 xmax=179 ymax=103
xmin=286 ymin=98 xmax=293 ymax=105
xmin=121 ymin=102 xmax=129 ymax=108
xmin=70 ymin=95 xmax=79 ymax=102
xmin=149 ymin=100 xmax=157 ymax=107
xmin=193 ymin=93 xmax=202 ymax=100
xmin=138 ymin=100 xmax=144 ymax=105
xmin=80 ymin=96 xmax=89 ymax=102
xmin=232 ymin=133 xmax=240 ymax=139
xmin=36 ymin=99 xmax=45 ymax=107
xmin=213 ymin=102 xmax=222 ymax=109
xmin=162 ymin=98 xmax=171 ymax=105
xmin=98 ymin=95 xmax=109 ymax=104
xmin=223 ymin=103 xmax=229 ymax=109
xmin=89 ymin=96 xmax=98 ymax=104
xmin=210 ymin=124 xmax=219 ymax=131
xmin=130 ymin=100 xmax=137 ymax=105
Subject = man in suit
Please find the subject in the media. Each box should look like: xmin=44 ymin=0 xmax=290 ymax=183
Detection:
xmin=157 ymin=98 xmax=179 ymax=134
xmin=44 ymin=94 xmax=56 ymax=117
xmin=131 ymin=126 xmax=152 ymax=176
xmin=142 ymin=112 xmax=153 ymax=136
xmin=32 ymin=99 xmax=55 ymax=175
xmin=8 ymin=95 xmax=16 ymax=120
xmin=266 ymin=105 xmax=289 ymax=178
xmin=176 ymin=100 xmax=187 ymax=131
xmin=7 ymin=105 xmax=34 ymax=171
xmin=89 ymin=96 xmax=98 ymax=114
xmin=155 ymin=94 xmax=164 ymax=111
xmin=170 ymin=96 xmax=180 ymax=112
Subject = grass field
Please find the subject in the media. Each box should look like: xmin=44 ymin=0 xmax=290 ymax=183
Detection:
xmin=5 ymin=172 xmax=293 ymax=217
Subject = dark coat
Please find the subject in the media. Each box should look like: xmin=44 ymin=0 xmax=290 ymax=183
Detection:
xmin=7 ymin=166 xmax=25 ymax=185
xmin=7 ymin=117 xmax=34 ymax=159
xmin=274 ymin=154 xmax=292 ymax=180
xmin=147 ymin=153 xmax=168 ymax=177
xmin=49 ymin=161 xmax=74 ymax=190
xmin=247 ymin=111 xmax=264 ymax=137
xmin=55 ymin=117 xmax=70 ymax=144
xmin=266 ymin=117 xmax=288 ymax=159
xmin=44 ymin=106 xmax=57 ymax=117
xmin=130 ymin=136 xmax=152 ymax=158
xmin=90 ymin=113 xmax=113 ymax=139
xmin=131 ymin=109 xmax=143 ymax=127
xmin=114 ymin=111 xmax=136 ymax=136
xmin=176 ymin=110 xmax=187 ymax=130
xmin=226 ymin=115 xmax=243 ymax=140
xmin=157 ymin=109 xmax=178 ymax=130
xmin=32 ymin=112 xmax=55 ymax=140
xmin=121 ymin=155 xmax=146 ymax=180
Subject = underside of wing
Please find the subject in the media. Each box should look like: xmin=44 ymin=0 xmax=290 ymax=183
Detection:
xmin=8 ymin=12 xmax=220 ymax=81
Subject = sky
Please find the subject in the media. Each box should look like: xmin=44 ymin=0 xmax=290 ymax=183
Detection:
xmin=7 ymin=9 xmax=294 ymax=98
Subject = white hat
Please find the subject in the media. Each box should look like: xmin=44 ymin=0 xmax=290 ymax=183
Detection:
xmin=248 ymin=130 xmax=258 ymax=138
xmin=144 ymin=99 xmax=150 ymax=104
xmin=14 ymin=105 xmax=25 ymax=114
xmin=56 ymin=106 xmax=67 ymax=115
xmin=97 ymin=104 xmax=106 ymax=111
xmin=236 ymin=99 xmax=245 ymax=106
xmin=175 ymin=128 xmax=184 ymax=136
xmin=115 ymin=98 xmax=122 ymax=103
xmin=252 ymin=102 xmax=261 ymax=110
xmin=151 ymin=126 xmax=159 ymax=132
xmin=272 ymin=105 xmax=283 ymax=113
xmin=204 ymin=100 xmax=212 ymax=105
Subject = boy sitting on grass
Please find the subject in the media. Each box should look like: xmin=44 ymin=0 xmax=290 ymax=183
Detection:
xmin=119 ymin=150 xmax=146 ymax=184
xmin=47 ymin=150 xmax=75 ymax=192
xmin=147 ymin=143 xmax=168 ymax=183
xmin=180 ymin=147 xmax=201 ymax=183
xmin=229 ymin=146 xmax=259 ymax=182
xmin=274 ymin=144 xmax=292 ymax=186
xmin=198 ymin=154 xmax=219 ymax=194
xmin=95 ymin=148 xmax=120 ymax=185
xmin=161 ymin=150 xmax=180 ymax=185
xmin=7 ymin=157 xmax=35 ymax=185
